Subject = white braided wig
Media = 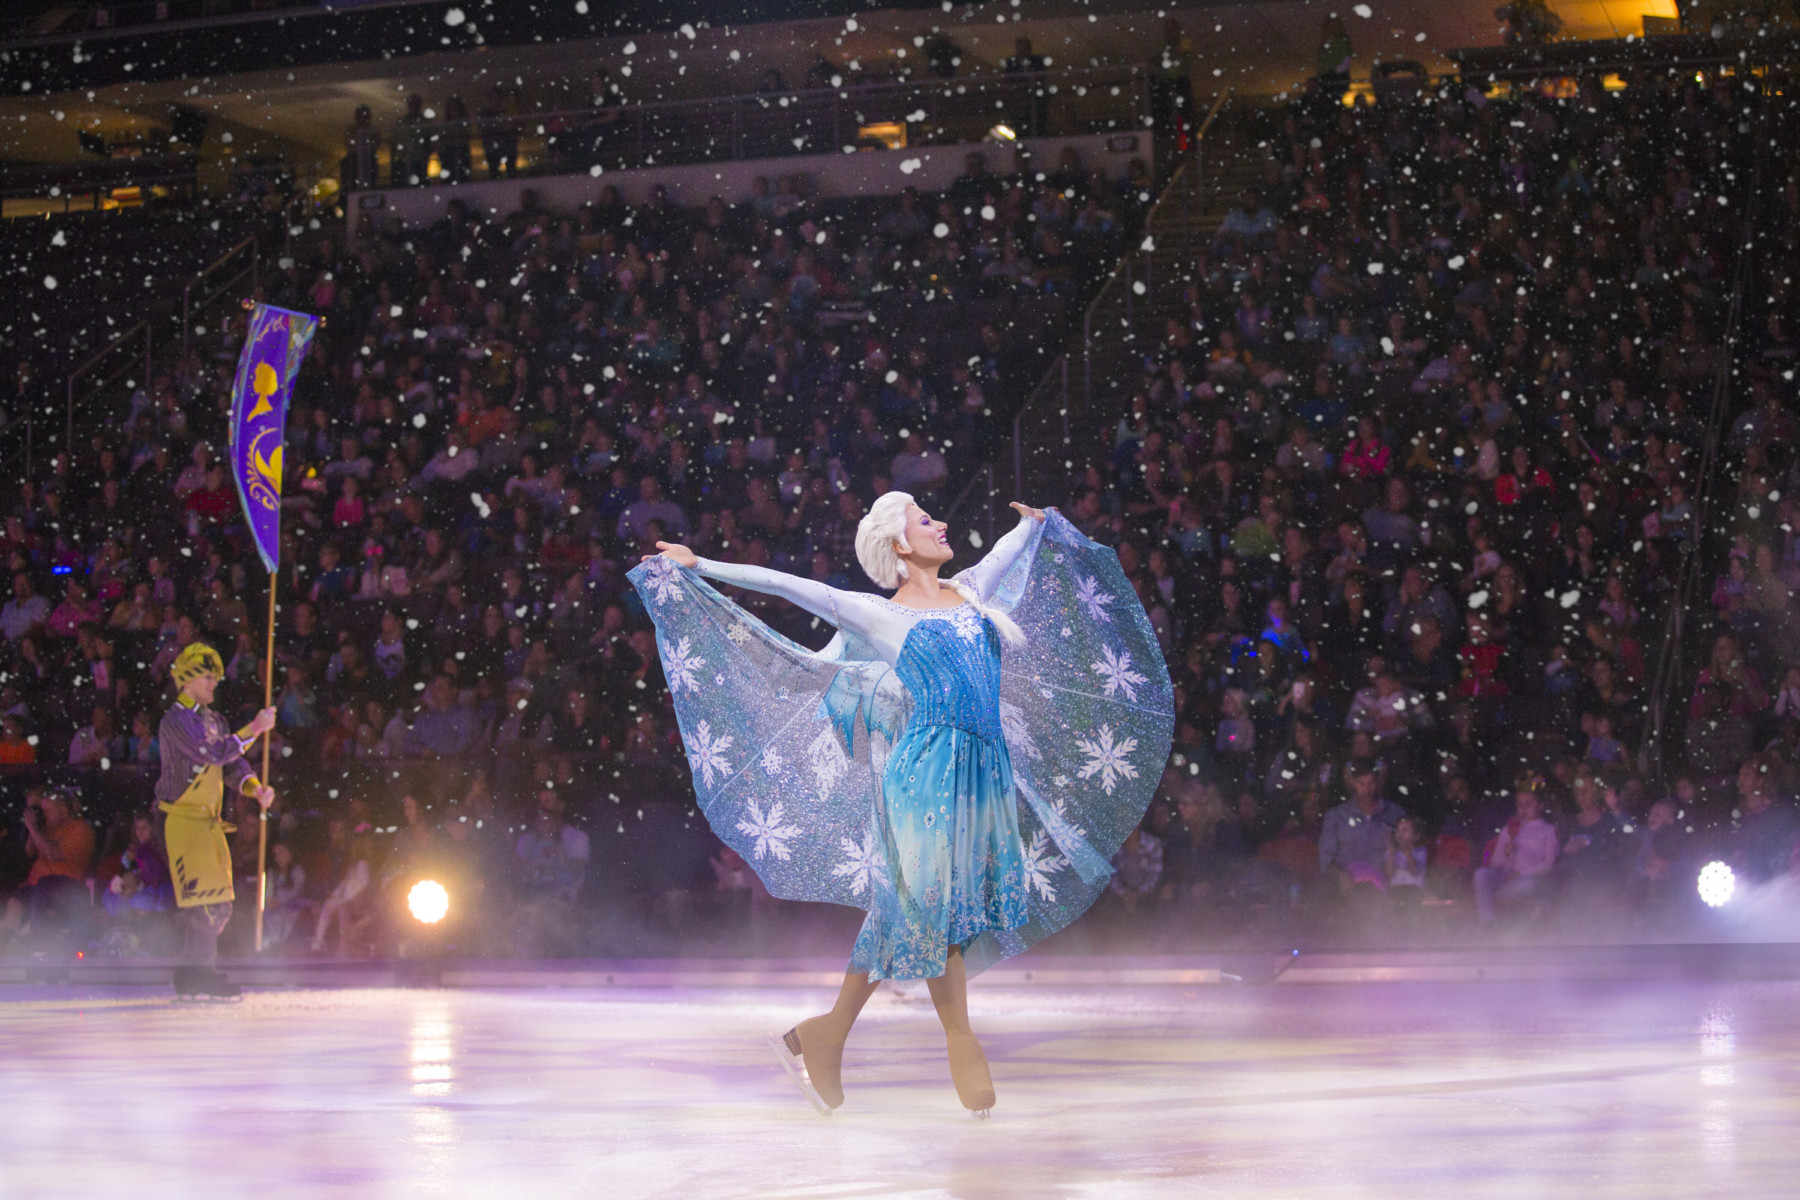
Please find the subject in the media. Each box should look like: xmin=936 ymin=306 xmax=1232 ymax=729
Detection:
xmin=855 ymin=490 xmax=1027 ymax=647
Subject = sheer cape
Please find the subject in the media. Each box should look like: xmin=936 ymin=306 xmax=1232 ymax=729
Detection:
xmin=627 ymin=512 xmax=1173 ymax=974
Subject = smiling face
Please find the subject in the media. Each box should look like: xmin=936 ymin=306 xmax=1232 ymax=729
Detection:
xmin=184 ymin=672 xmax=220 ymax=707
xmin=897 ymin=503 xmax=954 ymax=574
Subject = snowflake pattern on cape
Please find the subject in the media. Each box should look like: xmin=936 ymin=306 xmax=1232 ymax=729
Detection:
xmin=807 ymin=724 xmax=851 ymax=801
xmin=1019 ymin=828 xmax=1069 ymax=901
xmin=1074 ymin=574 xmax=1115 ymax=622
xmin=1091 ymin=644 xmax=1149 ymax=702
xmin=686 ymin=719 xmax=734 ymax=788
xmin=641 ymin=556 xmax=686 ymax=605
xmin=661 ymin=635 xmax=706 ymax=695
xmin=1076 ymin=724 xmax=1139 ymax=794
xmin=1047 ymin=791 xmax=1089 ymax=839
xmin=830 ymin=828 xmax=889 ymax=897
xmin=998 ymin=699 xmax=1041 ymax=761
xmin=737 ymin=799 xmax=800 ymax=861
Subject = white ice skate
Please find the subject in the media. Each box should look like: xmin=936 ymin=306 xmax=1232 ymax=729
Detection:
xmin=767 ymin=1031 xmax=832 ymax=1117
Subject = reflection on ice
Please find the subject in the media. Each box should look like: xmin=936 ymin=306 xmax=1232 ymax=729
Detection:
xmin=411 ymin=1007 xmax=454 ymax=1097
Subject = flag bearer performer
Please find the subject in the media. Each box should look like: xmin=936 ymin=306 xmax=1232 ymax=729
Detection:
xmin=157 ymin=643 xmax=277 ymax=999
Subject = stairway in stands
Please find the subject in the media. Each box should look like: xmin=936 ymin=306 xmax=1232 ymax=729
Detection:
xmin=1001 ymin=109 xmax=1265 ymax=508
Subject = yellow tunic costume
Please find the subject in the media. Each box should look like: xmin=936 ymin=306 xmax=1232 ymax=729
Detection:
xmin=156 ymin=645 xmax=263 ymax=913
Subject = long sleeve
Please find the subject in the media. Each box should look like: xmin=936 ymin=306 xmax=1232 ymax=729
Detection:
xmin=159 ymin=707 xmax=252 ymax=769
xmin=156 ymin=705 xmax=257 ymax=804
xmin=952 ymin=513 xmax=1037 ymax=603
xmin=695 ymin=557 xmax=906 ymax=662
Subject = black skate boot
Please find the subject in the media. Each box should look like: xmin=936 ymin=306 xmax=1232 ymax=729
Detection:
xmin=174 ymin=966 xmax=242 ymax=1000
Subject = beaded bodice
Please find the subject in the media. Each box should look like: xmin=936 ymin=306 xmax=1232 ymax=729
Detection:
xmin=890 ymin=602 xmax=1003 ymax=742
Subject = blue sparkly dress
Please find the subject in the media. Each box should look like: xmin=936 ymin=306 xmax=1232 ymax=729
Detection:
xmin=628 ymin=512 xmax=1173 ymax=982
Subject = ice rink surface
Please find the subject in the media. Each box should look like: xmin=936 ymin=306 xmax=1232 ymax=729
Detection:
xmin=3 ymin=976 xmax=1796 ymax=1199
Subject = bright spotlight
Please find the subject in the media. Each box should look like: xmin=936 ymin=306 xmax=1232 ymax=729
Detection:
xmin=1697 ymin=861 xmax=1736 ymax=908
xmin=408 ymin=879 xmax=450 ymax=924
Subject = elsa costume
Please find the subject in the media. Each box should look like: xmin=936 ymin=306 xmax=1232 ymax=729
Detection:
xmin=628 ymin=510 xmax=1172 ymax=981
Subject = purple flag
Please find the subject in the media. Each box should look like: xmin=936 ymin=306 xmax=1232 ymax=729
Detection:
xmin=228 ymin=303 xmax=318 ymax=574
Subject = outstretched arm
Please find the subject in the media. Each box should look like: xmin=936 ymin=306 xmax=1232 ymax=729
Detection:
xmin=954 ymin=503 xmax=1047 ymax=602
xmin=647 ymin=542 xmax=898 ymax=657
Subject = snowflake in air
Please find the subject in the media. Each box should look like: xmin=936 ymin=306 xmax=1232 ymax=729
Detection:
xmin=737 ymin=799 xmax=800 ymax=861
xmin=1073 ymin=575 xmax=1115 ymax=623
xmin=1020 ymin=829 xmax=1068 ymax=901
xmin=1091 ymin=645 xmax=1149 ymax=702
xmin=660 ymin=635 xmax=705 ymax=694
xmin=686 ymin=720 xmax=734 ymax=788
xmin=831 ymin=828 xmax=888 ymax=897
xmin=1076 ymin=725 xmax=1139 ymax=795
xmin=642 ymin=556 xmax=685 ymax=605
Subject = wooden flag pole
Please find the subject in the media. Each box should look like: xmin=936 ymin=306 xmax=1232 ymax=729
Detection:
xmin=255 ymin=571 xmax=276 ymax=953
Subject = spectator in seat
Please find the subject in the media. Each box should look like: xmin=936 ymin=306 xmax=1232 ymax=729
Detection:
xmin=890 ymin=432 xmax=949 ymax=496
xmin=1361 ymin=478 xmax=1421 ymax=570
xmin=1109 ymin=820 xmax=1164 ymax=916
xmin=1 ymin=572 xmax=48 ymax=642
xmin=1318 ymin=757 xmax=1404 ymax=890
xmin=515 ymin=786 xmax=590 ymax=903
xmin=1723 ymin=755 xmax=1800 ymax=884
xmin=310 ymin=831 xmax=376 ymax=956
xmin=1346 ymin=665 xmax=1433 ymax=751
xmin=616 ymin=475 xmax=690 ymax=545
xmin=46 ymin=579 xmax=102 ymax=639
xmin=1474 ymin=779 xmax=1559 ymax=924
xmin=422 ymin=429 xmax=481 ymax=485
xmin=263 ymin=841 xmax=312 ymax=949
xmin=404 ymin=675 xmax=482 ymax=758
xmin=68 ymin=705 xmax=124 ymax=767
xmin=0 ymin=715 xmax=36 ymax=764
xmin=2 ymin=787 xmax=97 ymax=949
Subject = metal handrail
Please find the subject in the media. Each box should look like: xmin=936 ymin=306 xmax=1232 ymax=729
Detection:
xmin=1633 ymin=82 xmax=1772 ymax=780
xmin=63 ymin=319 xmax=152 ymax=469
xmin=282 ymin=186 xmax=315 ymax=262
xmin=52 ymin=232 xmax=259 ymax=475
xmin=943 ymin=462 xmax=996 ymax=547
xmin=181 ymin=235 xmax=258 ymax=359
xmin=973 ymin=88 xmax=1234 ymax=526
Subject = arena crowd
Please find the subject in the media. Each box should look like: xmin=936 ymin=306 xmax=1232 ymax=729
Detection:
xmin=3 ymin=65 xmax=1799 ymax=958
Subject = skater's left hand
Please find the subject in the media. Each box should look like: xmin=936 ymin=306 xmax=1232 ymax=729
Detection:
xmin=1010 ymin=502 xmax=1049 ymax=522
xmin=248 ymin=782 xmax=277 ymax=811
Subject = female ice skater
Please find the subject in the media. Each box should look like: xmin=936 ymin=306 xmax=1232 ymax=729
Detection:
xmin=631 ymin=494 xmax=1171 ymax=1115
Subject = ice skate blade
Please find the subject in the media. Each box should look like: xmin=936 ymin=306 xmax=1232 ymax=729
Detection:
xmin=766 ymin=1032 xmax=833 ymax=1117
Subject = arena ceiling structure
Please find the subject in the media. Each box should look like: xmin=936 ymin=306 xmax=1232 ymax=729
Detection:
xmin=0 ymin=0 xmax=1679 ymax=174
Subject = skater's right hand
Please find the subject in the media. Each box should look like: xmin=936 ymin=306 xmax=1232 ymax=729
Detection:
xmin=644 ymin=541 xmax=698 ymax=569
xmin=244 ymin=707 xmax=278 ymax=737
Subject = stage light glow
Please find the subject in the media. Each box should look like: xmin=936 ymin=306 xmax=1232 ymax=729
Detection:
xmin=1697 ymin=861 xmax=1735 ymax=908
xmin=408 ymin=879 xmax=450 ymax=924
